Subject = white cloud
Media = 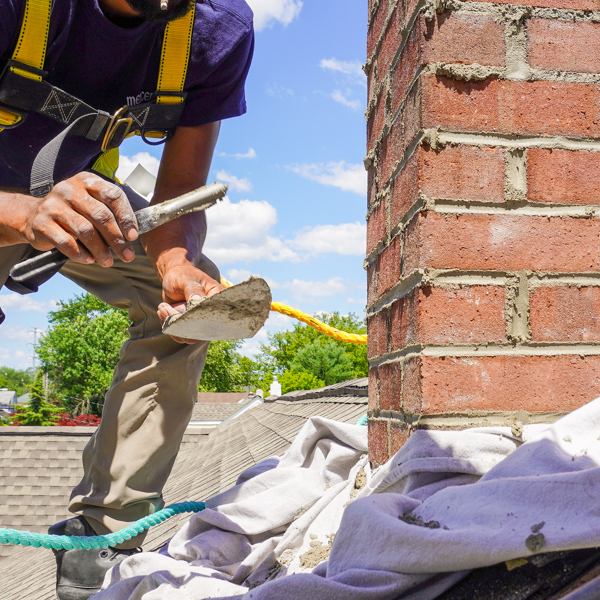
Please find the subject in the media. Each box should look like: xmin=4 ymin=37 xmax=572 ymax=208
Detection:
xmin=216 ymin=170 xmax=253 ymax=193
xmin=226 ymin=268 xmax=255 ymax=284
xmin=291 ymin=222 xmax=366 ymax=257
xmin=0 ymin=325 xmax=41 ymax=342
xmin=246 ymin=0 xmax=303 ymax=30
xmin=116 ymin=152 xmax=161 ymax=182
xmin=205 ymin=199 xmax=365 ymax=264
xmin=330 ymin=89 xmax=362 ymax=110
xmin=277 ymin=276 xmax=347 ymax=301
xmin=219 ymin=148 xmax=257 ymax=160
xmin=0 ymin=293 xmax=56 ymax=313
xmin=204 ymin=197 xmax=300 ymax=264
xmin=289 ymin=161 xmax=367 ymax=195
xmin=266 ymin=83 xmax=295 ymax=99
xmin=320 ymin=59 xmax=366 ymax=87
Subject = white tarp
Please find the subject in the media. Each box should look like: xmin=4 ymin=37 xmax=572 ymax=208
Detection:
xmin=95 ymin=399 xmax=600 ymax=600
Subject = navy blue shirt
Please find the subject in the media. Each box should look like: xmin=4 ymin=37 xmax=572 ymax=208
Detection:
xmin=0 ymin=0 xmax=254 ymax=187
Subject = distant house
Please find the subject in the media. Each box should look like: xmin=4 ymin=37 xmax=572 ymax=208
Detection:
xmin=0 ymin=389 xmax=17 ymax=414
xmin=197 ymin=392 xmax=249 ymax=404
xmin=190 ymin=393 xmax=264 ymax=428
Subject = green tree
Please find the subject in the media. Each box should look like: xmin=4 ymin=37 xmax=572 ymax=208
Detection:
xmin=291 ymin=341 xmax=354 ymax=386
xmin=256 ymin=312 xmax=367 ymax=393
xmin=36 ymin=294 xmax=129 ymax=415
xmin=199 ymin=340 xmax=249 ymax=392
xmin=11 ymin=371 xmax=62 ymax=426
xmin=279 ymin=370 xmax=325 ymax=394
xmin=0 ymin=367 xmax=33 ymax=396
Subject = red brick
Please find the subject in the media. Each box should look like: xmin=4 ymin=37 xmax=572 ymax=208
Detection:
xmin=378 ymin=236 xmax=402 ymax=295
xmin=421 ymin=76 xmax=600 ymax=138
xmin=392 ymin=145 xmax=505 ymax=231
xmin=379 ymin=5 xmax=403 ymax=77
xmin=529 ymin=20 xmax=600 ymax=74
xmin=367 ymin=201 xmax=386 ymax=255
xmin=403 ymin=212 xmax=600 ymax=274
xmin=368 ymin=367 xmax=379 ymax=411
xmin=367 ymin=259 xmax=379 ymax=306
xmin=379 ymin=361 xmax=402 ymax=411
xmin=387 ymin=285 xmax=506 ymax=349
xmin=528 ymin=149 xmax=600 ymax=205
xmin=420 ymin=145 xmax=505 ymax=202
xmin=416 ymin=355 xmax=600 ymax=413
xmin=368 ymin=419 xmax=390 ymax=465
xmin=390 ymin=421 xmax=410 ymax=456
xmin=403 ymin=79 xmax=422 ymax=147
xmin=466 ymin=0 xmax=600 ymax=11
xmin=367 ymin=164 xmax=377 ymax=209
xmin=390 ymin=291 xmax=415 ymax=351
xmin=368 ymin=87 xmax=387 ymax=152
xmin=419 ymin=286 xmax=506 ymax=344
xmin=367 ymin=309 xmax=390 ymax=359
xmin=530 ymin=286 xmax=600 ymax=342
xmin=390 ymin=151 xmax=419 ymax=227
xmin=378 ymin=119 xmax=403 ymax=185
xmin=390 ymin=19 xmax=421 ymax=117
xmin=368 ymin=0 xmax=390 ymax=58
xmin=422 ymin=12 xmax=505 ymax=67
xmin=402 ymin=357 xmax=422 ymax=414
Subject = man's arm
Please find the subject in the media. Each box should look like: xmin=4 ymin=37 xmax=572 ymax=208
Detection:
xmin=142 ymin=120 xmax=225 ymax=308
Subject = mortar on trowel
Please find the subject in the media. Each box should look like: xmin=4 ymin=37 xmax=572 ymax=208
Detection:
xmin=162 ymin=276 xmax=272 ymax=341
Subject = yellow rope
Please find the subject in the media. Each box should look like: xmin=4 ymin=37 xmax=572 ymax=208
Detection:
xmin=220 ymin=277 xmax=368 ymax=345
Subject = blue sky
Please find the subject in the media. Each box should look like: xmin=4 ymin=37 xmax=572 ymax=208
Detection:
xmin=0 ymin=0 xmax=367 ymax=369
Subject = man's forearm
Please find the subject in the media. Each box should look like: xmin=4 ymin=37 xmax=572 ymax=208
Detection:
xmin=0 ymin=190 xmax=39 ymax=246
xmin=141 ymin=211 xmax=207 ymax=280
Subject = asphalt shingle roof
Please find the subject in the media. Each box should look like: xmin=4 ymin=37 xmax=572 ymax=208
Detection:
xmin=0 ymin=379 xmax=367 ymax=600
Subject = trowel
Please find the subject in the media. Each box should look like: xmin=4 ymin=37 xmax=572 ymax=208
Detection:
xmin=162 ymin=276 xmax=272 ymax=341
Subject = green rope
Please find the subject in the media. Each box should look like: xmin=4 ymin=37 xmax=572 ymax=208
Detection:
xmin=0 ymin=501 xmax=206 ymax=550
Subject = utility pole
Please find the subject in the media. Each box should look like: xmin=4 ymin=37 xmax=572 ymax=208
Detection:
xmin=28 ymin=328 xmax=42 ymax=371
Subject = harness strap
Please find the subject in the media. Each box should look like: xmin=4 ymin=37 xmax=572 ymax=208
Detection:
xmin=157 ymin=5 xmax=195 ymax=105
xmin=10 ymin=0 xmax=52 ymax=81
xmin=30 ymin=112 xmax=97 ymax=197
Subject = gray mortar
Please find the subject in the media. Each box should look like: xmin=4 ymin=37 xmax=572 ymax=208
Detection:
xmin=530 ymin=273 xmax=600 ymax=287
xmin=368 ymin=341 xmax=600 ymax=369
xmin=427 ymin=62 xmax=503 ymax=81
xmin=429 ymin=129 xmax=600 ymax=152
xmin=371 ymin=409 xmax=566 ymax=430
xmin=505 ymin=272 xmax=530 ymax=344
xmin=505 ymin=149 xmax=528 ymax=205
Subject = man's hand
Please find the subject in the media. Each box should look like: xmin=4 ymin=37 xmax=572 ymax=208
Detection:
xmin=157 ymin=262 xmax=225 ymax=344
xmin=22 ymin=172 xmax=138 ymax=266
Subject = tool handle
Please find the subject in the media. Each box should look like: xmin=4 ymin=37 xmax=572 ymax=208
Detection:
xmin=9 ymin=248 xmax=68 ymax=284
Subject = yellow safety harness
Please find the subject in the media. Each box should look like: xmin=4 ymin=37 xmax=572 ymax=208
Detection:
xmin=0 ymin=0 xmax=195 ymax=185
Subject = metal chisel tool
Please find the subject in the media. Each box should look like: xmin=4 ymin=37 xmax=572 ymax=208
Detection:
xmin=7 ymin=182 xmax=227 ymax=291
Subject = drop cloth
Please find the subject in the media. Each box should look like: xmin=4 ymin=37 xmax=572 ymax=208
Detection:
xmin=94 ymin=399 xmax=600 ymax=600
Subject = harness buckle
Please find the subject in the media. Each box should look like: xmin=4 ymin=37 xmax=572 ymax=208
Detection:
xmin=0 ymin=104 xmax=27 ymax=129
xmin=101 ymin=105 xmax=133 ymax=152
xmin=1 ymin=59 xmax=47 ymax=82
xmin=0 ymin=59 xmax=47 ymax=130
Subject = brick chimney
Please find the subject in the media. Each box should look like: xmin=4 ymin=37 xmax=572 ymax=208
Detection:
xmin=365 ymin=0 xmax=600 ymax=465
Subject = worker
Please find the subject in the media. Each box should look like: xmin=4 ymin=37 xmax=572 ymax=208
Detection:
xmin=0 ymin=0 xmax=254 ymax=598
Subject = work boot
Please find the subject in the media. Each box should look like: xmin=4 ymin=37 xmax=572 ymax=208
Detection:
xmin=49 ymin=516 xmax=140 ymax=600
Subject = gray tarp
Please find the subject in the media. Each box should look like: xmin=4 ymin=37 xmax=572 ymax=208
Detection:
xmin=94 ymin=399 xmax=600 ymax=600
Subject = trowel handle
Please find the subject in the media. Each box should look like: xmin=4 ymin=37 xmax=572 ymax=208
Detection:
xmin=9 ymin=248 xmax=67 ymax=286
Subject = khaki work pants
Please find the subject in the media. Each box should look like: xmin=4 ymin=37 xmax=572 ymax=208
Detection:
xmin=0 ymin=186 xmax=217 ymax=548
